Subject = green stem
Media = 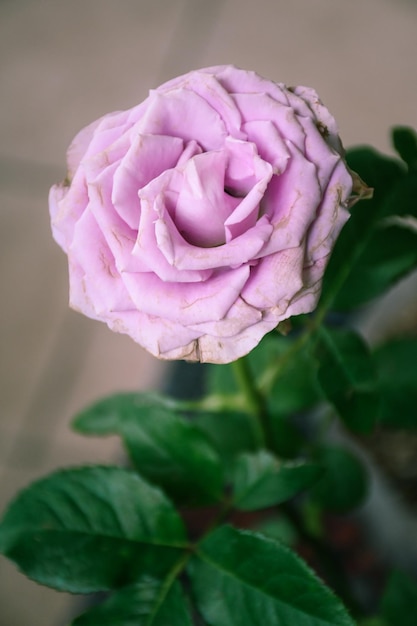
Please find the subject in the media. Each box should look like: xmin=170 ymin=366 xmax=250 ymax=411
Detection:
xmin=231 ymin=357 xmax=274 ymax=450
xmin=258 ymin=328 xmax=311 ymax=395
xmin=142 ymin=546 xmax=195 ymax=624
xmin=258 ymin=300 xmax=330 ymax=397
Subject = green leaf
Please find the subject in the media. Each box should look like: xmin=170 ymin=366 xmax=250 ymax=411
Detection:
xmin=0 ymin=466 xmax=186 ymax=593
xmin=347 ymin=146 xmax=404 ymax=192
xmin=190 ymin=525 xmax=355 ymax=626
xmin=315 ymin=327 xmax=380 ymax=433
xmin=255 ymin=514 xmax=298 ymax=546
xmin=268 ymin=413 xmax=305 ymax=459
xmin=232 ymin=450 xmax=323 ymax=511
xmin=392 ymin=126 xmax=417 ymax=170
xmin=321 ymin=147 xmax=405 ymax=310
xmin=74 ymin=393 xmax=224 ymax=505
xmin=381 ymin=171 xmax=417 ymax=219
xmin=381 ymin=570 xmax=417 ymax=626
xmin=310 ymin=445 xmax=369 ymax=513
xmin=333 ymin=223 xmax=417 ymax=310
xmin=333 ymin=170 xmax=417 ymax=310
xmin=373 ymin=337 xmax=417 ymax=429
xmin=325 ymin=156 xmax=417 ymax=312
xmin=194 ymin=410 xmax=258 ymax=467
xmin=72 ymin=392 xmax=177 ymax=433
xmin=72 ymin=577 xmax=192 ymax=626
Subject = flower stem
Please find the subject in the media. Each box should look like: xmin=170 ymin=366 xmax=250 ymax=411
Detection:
xmin=231 ymin=357 xmax=272 ymax=449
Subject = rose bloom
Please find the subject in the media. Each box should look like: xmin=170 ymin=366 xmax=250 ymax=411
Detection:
xmin=50 ymin=65 xmax=359 ymax=364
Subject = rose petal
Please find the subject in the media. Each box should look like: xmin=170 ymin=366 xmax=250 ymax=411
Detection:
xmin=134 ymin=190 xmax=213 ymax=283
xmin=189 ymin=316 xmax=279 ymax=364
xmin=174 ymin=151 xmax=234 ymax=247
xmin=224 ymin=138 xmax=273 ymax=241
xmin=112 ymin=133 xmax=184 ymax=230
xmin=188 ymin=296 xmax=262 ymax=338
xmin=70 ymin=209 xmax=134 ymax=315
xmin=297 ymin=116 xmax=341 ymax=191
xmin=50 ymin=167 xmax=89 ymax=251
xmin=136 ymin=164 xmax=274 ymax=271
xmin=257 ymin=142 xmax=321 ymax=257
xmin=209 ymin=65 xmax=289 ymax=107
xmin=232 ymin=93 xmax=306 ymax=153
xmin=106 ymin=309 xmax=202 ymax=358
xmin=290 ymin=85 xmax=342 ymax=152
xmin=136 ymin=89 xmax=228 ymax=151
xmin=85 ymin=162 xmax=149 ymax=274
xmin=242 ymin=247 xmax=305 ymax=310
xmin=158 ymin=69 xmax=246 ymax=140
xmin=154 ymin=207 xmax=273 ymax=271
xmin=122 ymin=264 xmax=250 ymax=325
xmin=304 ymin=159 xmax=351 ymax=264
xmin=243 ymin=120 xmax=290 ymax=173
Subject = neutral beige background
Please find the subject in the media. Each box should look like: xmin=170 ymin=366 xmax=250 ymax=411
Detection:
xmin=1 ymin=1 xmax=416 ymax=624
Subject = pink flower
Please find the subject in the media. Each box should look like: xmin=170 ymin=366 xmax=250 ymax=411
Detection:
xmin=50 ymin=65 xmax=356 ymax=364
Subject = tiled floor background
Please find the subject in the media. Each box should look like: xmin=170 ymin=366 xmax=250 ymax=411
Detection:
xmin=1 ymin=1 xmax=417 ymax=624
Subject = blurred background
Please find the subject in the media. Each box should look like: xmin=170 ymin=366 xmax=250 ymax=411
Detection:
xmin=1 ymin=0 xmax=416 ymax=624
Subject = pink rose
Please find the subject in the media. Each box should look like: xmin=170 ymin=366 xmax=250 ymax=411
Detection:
xmin=50 ymin=65 xmax=355 ymax=364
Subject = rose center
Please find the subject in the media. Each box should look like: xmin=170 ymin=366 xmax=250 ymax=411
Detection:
xmin=224 ymin=186 xmax=247 ymax=199
xmin=171 ymin=139 xmax=272 ymax=248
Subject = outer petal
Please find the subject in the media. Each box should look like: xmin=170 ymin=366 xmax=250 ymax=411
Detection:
xmin=185 ymin=316 xmax=279 ymax=364
xmin=290 ymin=85 xmax=343 ymax=153
xmin=135 ymin=89 xmax=228 ymax=151
xmin=86 ymin=163 xmax=148 ymax=274
xmin=50 ymin=167 xmax=89 ymax=251
xmin=106 ymin=309 xmax=202 ymax=358
xmin=158 ymin=69 xmax=245 ymax=140
xmin=305 ymin=158 xmax=352 ymax=264
xmin=112 ymin=133 xmax=185 ymax=230
xmin=242 ymin=247 xmax=305 ymax=310
xmin=121 ymin=264 xmax=250 ymax=325
xmin=258 ymin=142 xmax=321 ymax=257
xmin=70 ymin=209 xmax=134 ymax=315
xmin=232 ymin=93 xmax=307 ymax=152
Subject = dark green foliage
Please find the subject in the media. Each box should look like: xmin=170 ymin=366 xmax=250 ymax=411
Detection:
xmin=74 ymin=393 xmax=224 ymax=505
xmin=72 ymin=578 xmax=193 ymax=626
xmin=232 ymin=450 xmax=323 ymax=510
xmin=373 ymin=338 xmax=417 ymax=428
xmin=309 ymin=445 xmax=369 ymax=513
xmin=392 ymin=126 xmax=417 ymax=170
xmin=0 ymin=467 xmax=186 ymax=592
xmin=189 ymin=525 xmax=355 ymax=626
xmin=321 ymin=147 xmax=411 ymax=311
xmin=315 ymin=327 xmax=380 ymax=433
xmin=2 ymin=128 xmax=417 ymax=625
xmin=381 ymin=571 xmax=417 ymax=626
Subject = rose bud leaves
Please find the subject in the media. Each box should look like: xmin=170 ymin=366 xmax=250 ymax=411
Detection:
xmin=50 ymin=65 xmax=359 ymax=364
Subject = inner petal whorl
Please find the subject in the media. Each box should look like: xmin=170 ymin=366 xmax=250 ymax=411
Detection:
xmin=171 ymin=139 xmax=273 ymax=248
xmin=173 ymin=151 xmax=234 ymax=248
